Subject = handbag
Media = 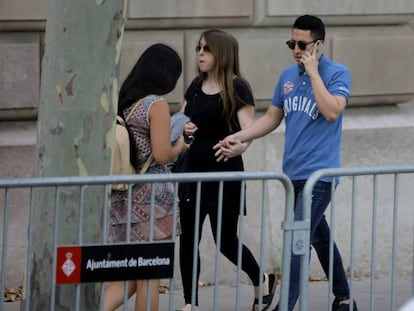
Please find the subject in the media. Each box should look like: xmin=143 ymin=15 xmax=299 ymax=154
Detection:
xmin=171 ymin=99 xmax=194 ymax=203
xmin=172 ymin=149 xmax=189 ymax=173
xmin=172 ymin=150 xmax=193 ymax=203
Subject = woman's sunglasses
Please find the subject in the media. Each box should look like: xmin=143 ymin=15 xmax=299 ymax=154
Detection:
xmin=286 ymin=39 xmax=316 ymax=50
xmin=195 ymin=44 xmax=211 ymax=53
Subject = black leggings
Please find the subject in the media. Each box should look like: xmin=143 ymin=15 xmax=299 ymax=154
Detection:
xmin=179 ymin=200 xmax=262 ymax=305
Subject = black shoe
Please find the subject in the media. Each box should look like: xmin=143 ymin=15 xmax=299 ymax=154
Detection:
xmin=332 ymin=298 xmax=358 ymax=311
xmin=252 ymin=273 xmax=277 ymax=311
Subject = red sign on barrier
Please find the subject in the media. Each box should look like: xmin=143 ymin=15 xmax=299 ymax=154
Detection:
xmin=56 ymin=246 xmax=82 ymax=284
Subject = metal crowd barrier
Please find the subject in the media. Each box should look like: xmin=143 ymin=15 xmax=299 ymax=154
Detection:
xmin=0 ymin=171 xmax=293 ymax=311
xmin=290 ymin=165 xmax=414 ymax=311
xmin=3 ymin=165 xmax=413 ymax=311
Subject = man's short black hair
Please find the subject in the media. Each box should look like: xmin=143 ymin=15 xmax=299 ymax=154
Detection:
xmin=293 ymin=15 xmax=325 ymax=41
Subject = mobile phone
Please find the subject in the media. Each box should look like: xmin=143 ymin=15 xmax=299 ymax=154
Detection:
xmin=313 ymin=40 xmax=323 ymax=60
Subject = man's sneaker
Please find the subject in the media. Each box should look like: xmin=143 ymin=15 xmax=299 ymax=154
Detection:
xmin=177 ymin=304 xmax=200 ymax=311
xmin=252 ymin=273 xmax=277 ymax=311
xmin=332 ymin=298 xmax=358 ymax=311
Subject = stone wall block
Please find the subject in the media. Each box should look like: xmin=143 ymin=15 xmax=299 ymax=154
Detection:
xmin=0 ymin=33 xmax=40 ymax=118
xmin=255 ymin=0 xmax=414 ymax=26
xmin=127 ymin=0 xmax=253 ymax=28
xmin=0 ymin=143 xmax=35 ymax=287
xmin=331 ymin=27 xmax=414 ymax=105
xmin=0 ymin=0 xmax=45 ymax=21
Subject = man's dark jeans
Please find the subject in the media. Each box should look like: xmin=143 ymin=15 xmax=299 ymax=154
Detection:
xmin=286 ymin=180 xmax=350 ymax=311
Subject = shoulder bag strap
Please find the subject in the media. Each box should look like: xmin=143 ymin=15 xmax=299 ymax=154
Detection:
xmin=124 ymin=98 xmax=153 ymax=174
xmin=139 ymin=154 xmax=153 ymax=174
xmin=125 ymin=99 xmax=143 ymax=122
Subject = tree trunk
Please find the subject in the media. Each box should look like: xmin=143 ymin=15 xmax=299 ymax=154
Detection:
xmin=27 ymin=0 xmax=128 ymax=309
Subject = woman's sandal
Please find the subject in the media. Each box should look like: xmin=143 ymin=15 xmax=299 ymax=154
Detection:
xmin=252 ymin=273 xmax=277 ymax=311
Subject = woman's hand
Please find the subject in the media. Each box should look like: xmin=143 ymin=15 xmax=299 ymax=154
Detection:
xmin=213 ymin=135 xmax=245 ymax=162
xmin=176 ymin=135 xmax=191 ymax=154
xmin=183 ymin=121 xmax=198 ymax=136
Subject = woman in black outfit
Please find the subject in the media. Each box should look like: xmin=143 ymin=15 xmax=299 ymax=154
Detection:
xmin=177 ymin=29 xmax=276 ymax=311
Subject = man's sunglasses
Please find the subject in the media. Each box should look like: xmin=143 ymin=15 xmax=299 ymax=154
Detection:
xmin=196 ymin=44 xmax=210 ymax=53
xmin=286 ymin=39 xmax=316 ymax=50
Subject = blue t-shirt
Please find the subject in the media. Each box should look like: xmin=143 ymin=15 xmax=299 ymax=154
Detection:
xmin=272 ymin=55 xmax=351 ymax=183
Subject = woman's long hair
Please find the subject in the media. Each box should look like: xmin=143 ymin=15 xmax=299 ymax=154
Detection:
xmin=117 ymin=43 xmax=182 ymax=116
xmin=195 ymin=29 xmax=251 ymax=131
xmin=117 ymin=43 xmax=182 ymax=165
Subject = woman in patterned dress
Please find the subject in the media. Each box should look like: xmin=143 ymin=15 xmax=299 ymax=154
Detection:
xmin=104 ymin=43 xmax=189 ymax=311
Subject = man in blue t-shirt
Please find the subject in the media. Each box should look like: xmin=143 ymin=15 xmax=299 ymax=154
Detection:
xmin=215 ymin=15 xmax=357 ymax=311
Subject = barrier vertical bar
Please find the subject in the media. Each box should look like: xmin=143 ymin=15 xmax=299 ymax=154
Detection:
xmin=257 ymin=179 xmax=269 ymax=310
xmin=298 ymin=182 xmax=312 ymax=311
xmin=99 ymin=185 xmax=110 ymax=310
xmin=120 ymin=186 xmax=133 ymax=310
xmin=24 ymin=187 xmax=36 ymax=310
xmin=126 ymin=186 xmax=133 ymax=242
xmin=75 ymin=186 xmax=85 ymax=310
xmin=410 ymin=172 xmax=414 ymax=296
xmin=190 ymin=181 xmax=202 ymax=310
xmin=390 ymin=174 xmax=399 ymax=310
xmin=168 ymin=181 xmax=181 ymax=311
xmin=0 ymin=188 xmax=10 ymax=311
xmin=369 ymin=175 xmax=378 ymax=311
xmin=349 ymin=176 xmax=357 ymax=311
xmin=51 ymin=186 xmax=59 ymax=310
xmin=212 ymin=181 xmax=224 ymax=311
xmin=328 ymin=182 xmax=336 ymax=309
xmin=144 ymin=182 xmax=156 ymax=311
xmin=279 ymin=177 xmax=295 ymax=311
xmin=102 ymin=185 xmax=110 ymax=242
xmin=235 ymin=180 xmax=246 ymax=311
xmin=79 ymin=185 xmax=85 ymax=244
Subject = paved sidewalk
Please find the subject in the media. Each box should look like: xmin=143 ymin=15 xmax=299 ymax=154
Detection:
xmin=3 ymin=278 xmax=413 ymax=310
xmin=164 ymin=278 xmax=413 ymax=311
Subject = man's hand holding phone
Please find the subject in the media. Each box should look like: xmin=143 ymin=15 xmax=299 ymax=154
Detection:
xmin=301 ymin=40 xmax=323 ymax=76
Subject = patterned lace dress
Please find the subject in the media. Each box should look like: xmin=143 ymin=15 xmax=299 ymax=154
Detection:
xmin=108 ymin=95 xmax=180 ymax=242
